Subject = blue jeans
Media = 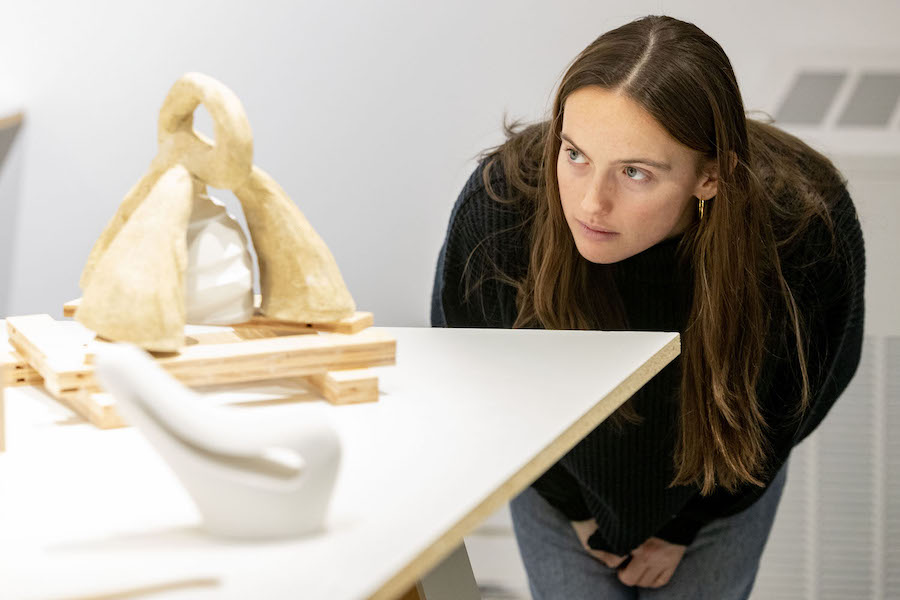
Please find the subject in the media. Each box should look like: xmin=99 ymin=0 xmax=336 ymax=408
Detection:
xmin=509 ymin=463 xmax=788 ymax=599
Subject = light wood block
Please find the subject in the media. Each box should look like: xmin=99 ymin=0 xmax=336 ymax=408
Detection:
xmin=64 ymin=297 xmax=374 ymax=335
xmin=8 ymin=314 xmax=395 ymax=392
xmin=5 ymin=315 xmax=96 ymax=398
xmin=66 ymin=391 xmax=125 ymax=430
xmin=47 ymin=377 xmax=381 ymax=431
xmin=5 ymin=314 xmax=394 ymax=429
xmin=1 ymin=319 xmax=43 ymax=387
xmin=1 ymin=349 xmax=43 ymax=387
xmin=307 ymin=369 xmax=379 ymax=405
xmin=232 ymin=311 xmax=374 ymax=335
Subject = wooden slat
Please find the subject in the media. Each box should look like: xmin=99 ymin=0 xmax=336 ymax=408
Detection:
xmin=1 ymin=349 xmax=43 ymax=387
xmin=7 ymin=315 xmax=395 ymax=429
xmin=233 ymin=311 xmax=374 ymax=335
xmin=8 ymin=314 xmax=395 ymax=395
xmin=62 ymin=299 xmax=78 ymax=318
xmin=6 ymin=315 xmax=94 ymax=397
xmin=64 ymin=297 xmax=374 ymax=334
xmin=162 ymin=326 xmax=306 ymax=349
xmin=58 ymin=372 xmax=382 ymax=430
xmin=306 ymin=369 xmax=379 ymax=405
xmin=0 ymin=319 xmax=43 ymax=387
xmin=150 ymin=329 xmax=395 ymax=386
xmin=74 ymin=392 xmax=126 ymax=429
xmin=2 ymin=369 xmax=43 ymax=387
xmin=39 ymin=388 xmax=126 ymax=430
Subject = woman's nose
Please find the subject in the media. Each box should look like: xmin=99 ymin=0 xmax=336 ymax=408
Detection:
xmin=581 ymin=177 xmax=613 ymax=215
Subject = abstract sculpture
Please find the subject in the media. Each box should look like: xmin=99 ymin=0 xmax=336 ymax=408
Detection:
xmin=76 ymin=73 xmax=356 ymax=351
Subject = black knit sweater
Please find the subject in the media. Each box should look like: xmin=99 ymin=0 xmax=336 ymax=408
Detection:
xmin=430 ymin=160 xmax=866 ymax=556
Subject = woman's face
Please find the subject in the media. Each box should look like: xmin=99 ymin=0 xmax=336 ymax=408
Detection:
xmin=557 ymin=86 xmax=718 ymax=264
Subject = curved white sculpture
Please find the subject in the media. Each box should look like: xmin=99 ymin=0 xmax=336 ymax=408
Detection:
xmin=185 ymin=192 xmax=255 ymax=325
xmin=93 ymin=342 xmax=342 ymax=539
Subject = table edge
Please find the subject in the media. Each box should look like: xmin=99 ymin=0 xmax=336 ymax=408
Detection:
xmin=371 ymin=332 xmax=681 ymax=600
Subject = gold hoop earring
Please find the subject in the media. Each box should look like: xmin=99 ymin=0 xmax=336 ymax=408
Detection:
xmin=698 ymin=196 xmax=706 ymax=221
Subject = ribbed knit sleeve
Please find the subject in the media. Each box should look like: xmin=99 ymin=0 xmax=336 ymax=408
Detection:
xmin=785 ymin=186 xmax=866 ymax=444
xmin=651 ymin=185 xmax=866 ymax=547
xmin=430 ymin=161 xmax=523 ymax=329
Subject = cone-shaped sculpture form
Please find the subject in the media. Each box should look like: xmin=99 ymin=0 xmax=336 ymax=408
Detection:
xmin=235 ymin=166 xmax=356 ymax=323
xmin=76 ymin=165 xmax=197 ymax=352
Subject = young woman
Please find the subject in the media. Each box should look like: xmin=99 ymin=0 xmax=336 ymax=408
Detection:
xmin=431 ymin=15 xmax=865 ymax=599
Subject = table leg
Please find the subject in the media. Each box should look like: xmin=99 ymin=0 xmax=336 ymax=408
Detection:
xmin=401 ymin=541 xmax=481 ymax=600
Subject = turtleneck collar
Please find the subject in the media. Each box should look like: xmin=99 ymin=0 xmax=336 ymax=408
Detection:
xmin=609 ymin=233 xmax=693 ymax=286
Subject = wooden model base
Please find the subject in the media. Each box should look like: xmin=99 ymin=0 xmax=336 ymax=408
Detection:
xmin=1 ymin=307 xmax=396 ymax=430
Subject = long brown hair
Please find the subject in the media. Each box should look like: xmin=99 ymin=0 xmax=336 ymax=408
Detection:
xmin=471 ymin=15 xmax=846 ymax=494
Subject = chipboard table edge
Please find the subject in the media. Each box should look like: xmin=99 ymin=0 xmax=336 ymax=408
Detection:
xmin=370 ymin=332 xmax=681 ymax=600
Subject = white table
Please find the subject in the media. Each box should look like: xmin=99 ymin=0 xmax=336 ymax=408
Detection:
xmin=0 ymin=326 xmax=679 ymax=599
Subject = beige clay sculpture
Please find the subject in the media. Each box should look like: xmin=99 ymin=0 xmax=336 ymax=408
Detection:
xmin=76 ymin=73 xmax=356 ymax=351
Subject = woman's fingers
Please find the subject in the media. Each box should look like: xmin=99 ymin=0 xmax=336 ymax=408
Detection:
xmin=652 ymin=568 xmax=675 ymax=588
xmin=617 ymin=560 xmax=651 ymax=587
xmin=570 ymin=519 xmax=626 ymax=568
xmin=569 ymin=518 xmax=597 ymax=548
xmin=636 ymin=565 xmax=661 ymax=588
xmin=616 ymin=537 xmax=686 ymax=588
xmin=590 ymin=549 xmax=627 ymax=569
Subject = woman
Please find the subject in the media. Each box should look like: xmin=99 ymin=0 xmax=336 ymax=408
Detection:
xmin=431 ymin=15 xmax=865 ymax=599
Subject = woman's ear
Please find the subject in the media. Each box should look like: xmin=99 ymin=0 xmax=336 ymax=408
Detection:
xmin=694 ymin=151 xmax=735 ymax=199
xmin=694 ymin=159 xmax=719 ymax=200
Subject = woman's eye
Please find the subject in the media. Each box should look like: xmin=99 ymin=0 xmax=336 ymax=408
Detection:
xmin=566 ymin=148 xmax=586 ymax=164
xmin=624 ymin=166 xmax=648 ymax=181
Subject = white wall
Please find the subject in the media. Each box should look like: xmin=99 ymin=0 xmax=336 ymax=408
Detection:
xmin=3 ymin=0 xmax=897 ymax=326
xmin=0 ymin=0 xmax=650 ymax=323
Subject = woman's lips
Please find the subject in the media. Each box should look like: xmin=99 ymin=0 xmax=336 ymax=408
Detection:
xmin=578 ymin=220 xmax=619 ymax=239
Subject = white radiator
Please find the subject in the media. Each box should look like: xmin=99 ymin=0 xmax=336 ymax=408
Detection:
xmin=752 ymin=335 xmax=897 ymax=599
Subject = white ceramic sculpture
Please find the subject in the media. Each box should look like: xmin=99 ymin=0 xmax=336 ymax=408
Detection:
xmin=185 ymin=192 xmax=255 ymax=325
xmin=93 ymin=342 xmax=342 ymax=539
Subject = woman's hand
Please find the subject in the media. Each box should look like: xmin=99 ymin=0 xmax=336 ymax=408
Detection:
xmin=616 ymin=536 xmax=686 ymax=588
xmin=570 ymin=518 xmax=628 ymax=568
xmin=570 ymin=519 xmax=686 ymax=588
